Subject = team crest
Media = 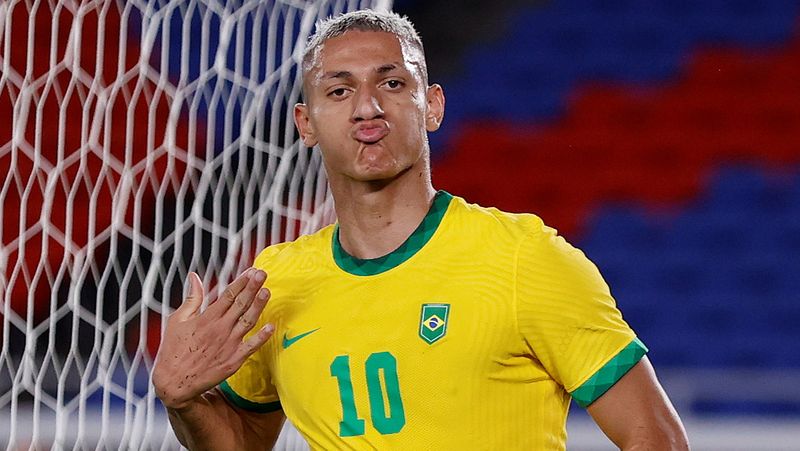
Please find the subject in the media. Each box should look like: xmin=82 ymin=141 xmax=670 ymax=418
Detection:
xmin=419 ymin=303 xmax=450 ymax=344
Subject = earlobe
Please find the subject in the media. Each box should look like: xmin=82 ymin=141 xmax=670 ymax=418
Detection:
xmin=426 ymin=115 xmax=440 ymax=131
xmin=293 ymin=103 xmax=318 ymax=147
xmin=425 ymin=84 xmax=445 ymax=132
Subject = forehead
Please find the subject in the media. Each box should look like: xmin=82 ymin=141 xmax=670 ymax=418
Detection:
xmin=308 ymin=30 xmax=419 ymax=80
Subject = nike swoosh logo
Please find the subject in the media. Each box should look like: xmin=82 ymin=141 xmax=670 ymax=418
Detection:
xmin=282 ymin=328 xmax=320 ymax=349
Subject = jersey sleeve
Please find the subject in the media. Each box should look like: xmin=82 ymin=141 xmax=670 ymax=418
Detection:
xmin=219 ymin=245 xmax=287 ymax=413
xmin=515 ymin=223 xmax=647 ymax=408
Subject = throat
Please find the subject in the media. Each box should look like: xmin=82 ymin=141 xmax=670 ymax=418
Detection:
xmin=339 ymin=214 xmax=415 ymax=260
xmin=332 ymin=191 xmax=452 ymax=276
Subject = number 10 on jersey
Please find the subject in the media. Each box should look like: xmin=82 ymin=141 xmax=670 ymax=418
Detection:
xmin=330 ymin=352 xmax=406 ymax=436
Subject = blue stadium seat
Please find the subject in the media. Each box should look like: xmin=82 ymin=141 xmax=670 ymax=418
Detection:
xmin=579 ymin=167 xmax=800 ymax=368
xmin=439 ymin=0 xmax=800 ymax=136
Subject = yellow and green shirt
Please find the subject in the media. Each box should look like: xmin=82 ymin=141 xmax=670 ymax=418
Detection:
xmin=221 ymin=191 xmax=647 ymax=450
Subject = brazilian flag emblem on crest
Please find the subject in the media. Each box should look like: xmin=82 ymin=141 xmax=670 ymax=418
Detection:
xmin=419 ymin=303 xmax=450 ymax=344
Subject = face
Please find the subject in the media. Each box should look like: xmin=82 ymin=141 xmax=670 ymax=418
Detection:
xmin=294 ymin=30 xmax=444 ymax=184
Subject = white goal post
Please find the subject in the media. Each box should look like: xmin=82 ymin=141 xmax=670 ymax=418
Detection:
xmin=0 ymin=0 xmax=390 ymax=448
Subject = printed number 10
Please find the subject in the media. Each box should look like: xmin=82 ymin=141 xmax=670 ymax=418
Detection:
xmin=330 ymin=352 xmax=406 ymax=437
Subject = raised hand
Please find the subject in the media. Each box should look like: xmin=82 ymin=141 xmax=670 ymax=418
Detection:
xmin=152 ymin=269 xmax=273 ymax=410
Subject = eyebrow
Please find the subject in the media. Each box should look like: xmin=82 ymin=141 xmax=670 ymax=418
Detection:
xmin=320 ymin=63 xmax=403 ymax=81
xmin=322 ymin=70 xmax=353 ymax=81
xmin=376 ymin=63 xmax=399 ymax=74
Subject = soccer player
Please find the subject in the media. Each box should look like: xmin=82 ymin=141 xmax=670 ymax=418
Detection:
xmin=152 ymin=10 xmax=689 ymax=450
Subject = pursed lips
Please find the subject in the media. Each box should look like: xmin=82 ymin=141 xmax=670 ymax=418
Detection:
xmin=352 ymin=121 xmax=390 ymax=144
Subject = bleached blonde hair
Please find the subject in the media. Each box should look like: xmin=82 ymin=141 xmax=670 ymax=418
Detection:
xmin=302 ymin=10 xmax=429 ymax=85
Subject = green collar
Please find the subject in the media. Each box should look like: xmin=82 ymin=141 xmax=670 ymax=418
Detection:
xmin=332 ymin=191 xmax=453 ymax=276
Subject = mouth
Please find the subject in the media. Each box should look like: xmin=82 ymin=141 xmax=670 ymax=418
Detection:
xmin=352 ymin=122 xmax=389 ymax=145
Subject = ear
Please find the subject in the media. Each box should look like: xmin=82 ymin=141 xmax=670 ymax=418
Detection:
xmin=294 ymin=103 xmax=318 ymax=147
xmin=424 ymin=84 xmax=445 ymax=132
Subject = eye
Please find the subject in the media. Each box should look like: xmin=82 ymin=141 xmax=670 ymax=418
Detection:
xmin=384 ymin=79 xmax=404 ymax=90
xmin=328 ymin=87 xmax=350 ymax=98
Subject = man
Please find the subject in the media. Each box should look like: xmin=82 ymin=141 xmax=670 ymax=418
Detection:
xmin=152 ymin=10 xmax=689 ymax=450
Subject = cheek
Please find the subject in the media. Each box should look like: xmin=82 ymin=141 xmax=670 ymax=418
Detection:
xmin=394 ymin=97 xmax=427 ymax=137
xmin=311 ymin=108 xmax=349 ymax=139
xmin=409 ymin=89 xmax=427 ymax=111
xmin=402 ymin=109 xmax=428 ymax=141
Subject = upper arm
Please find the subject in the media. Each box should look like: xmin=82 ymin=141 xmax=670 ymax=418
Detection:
xmin=214 ymin=387 xmax=286 ymax=450
xmin=234 ymin=403 xmax=286 ymax=449
xmin=586 ymin=357 xmax=689 ymax=450
xmin=167 ymin=388 xmax=284 ymax=451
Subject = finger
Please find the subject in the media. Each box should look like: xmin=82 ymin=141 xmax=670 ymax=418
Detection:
xmin=207 ymin=268 xmax=256 ymax=317
xmin=236 ymin=323 xmax=274 ymax=361
xmin=175 ymin=272 xmax=204 ymax=321
xmin=222 ymin=269 xmax=267 ymax=322
xmin=230 ymin=287 xmax=271 ymax=339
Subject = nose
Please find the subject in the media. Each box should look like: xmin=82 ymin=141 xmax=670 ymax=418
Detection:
xmin=351 ymin=86 xmax=384 ymax=122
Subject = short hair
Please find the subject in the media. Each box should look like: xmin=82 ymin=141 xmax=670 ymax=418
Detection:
xmin=301 ymin=10 xmax=429 ymax=85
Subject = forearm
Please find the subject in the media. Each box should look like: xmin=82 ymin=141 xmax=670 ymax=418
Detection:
xmin=167 ymin=388 xmax=260 ymax=451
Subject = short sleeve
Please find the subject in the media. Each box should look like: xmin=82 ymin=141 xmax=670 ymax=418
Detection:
xmin=219 ymin=245 xmax=288 ymax=413
xmin=515 ymin=224 xmax=647 ymax=407
xmin=220 ymin=350 xmax=280 ymax=412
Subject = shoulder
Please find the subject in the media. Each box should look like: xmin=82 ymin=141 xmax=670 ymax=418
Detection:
xmin=446 ymin=193 xmax=553 ymax=244
xmin=253 ymin=224 xmax=335 ymax=272
xmin=446 ymin=194 xmax=601 ymax=286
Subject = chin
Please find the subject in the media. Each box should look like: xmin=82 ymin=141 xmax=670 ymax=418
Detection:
xmin=352 ymin=159 xmax=397 ymax=179
xmin=348 ymin=163 xmax=401 ymax=182
xmin=353 ymin=171 xmax=398 ymax=183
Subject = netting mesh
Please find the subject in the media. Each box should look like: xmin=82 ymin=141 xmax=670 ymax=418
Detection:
xmin=0 ymin=0 xmax=389 ymax=448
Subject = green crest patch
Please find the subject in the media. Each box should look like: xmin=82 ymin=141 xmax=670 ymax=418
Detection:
xmin=419 ymin=304 xmax=450 ymax=344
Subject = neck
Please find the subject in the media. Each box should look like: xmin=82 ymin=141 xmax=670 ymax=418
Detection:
xmin=329 ymin=162 xmax=436 ymax=259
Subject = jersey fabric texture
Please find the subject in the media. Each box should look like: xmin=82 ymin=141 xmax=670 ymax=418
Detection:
xmin=221 ymin=191 xmax=647 ymax=450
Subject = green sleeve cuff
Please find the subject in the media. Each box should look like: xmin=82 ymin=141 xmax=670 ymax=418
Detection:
xmin=219 ymin=380 xmax=282 ymax=413
xmin=570 ymin=337 xmax=648 ymax=408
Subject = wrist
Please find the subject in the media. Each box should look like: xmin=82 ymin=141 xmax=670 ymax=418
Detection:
xmin=165 ymin=395 xmax=208 ymax=415
xmin=158 ymin=388 xmax=207 ymax=412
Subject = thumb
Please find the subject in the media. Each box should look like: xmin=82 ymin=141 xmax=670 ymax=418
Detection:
xmin=177 ymin=272 xmax=204 ymax=320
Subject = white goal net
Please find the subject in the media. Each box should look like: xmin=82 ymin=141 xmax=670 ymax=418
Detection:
xmin=0 ymin=0 xmax=389 ymax=448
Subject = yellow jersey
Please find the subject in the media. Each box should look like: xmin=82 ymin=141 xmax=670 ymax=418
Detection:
xmin=221 ymin=191 xmax=646 ymax=450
